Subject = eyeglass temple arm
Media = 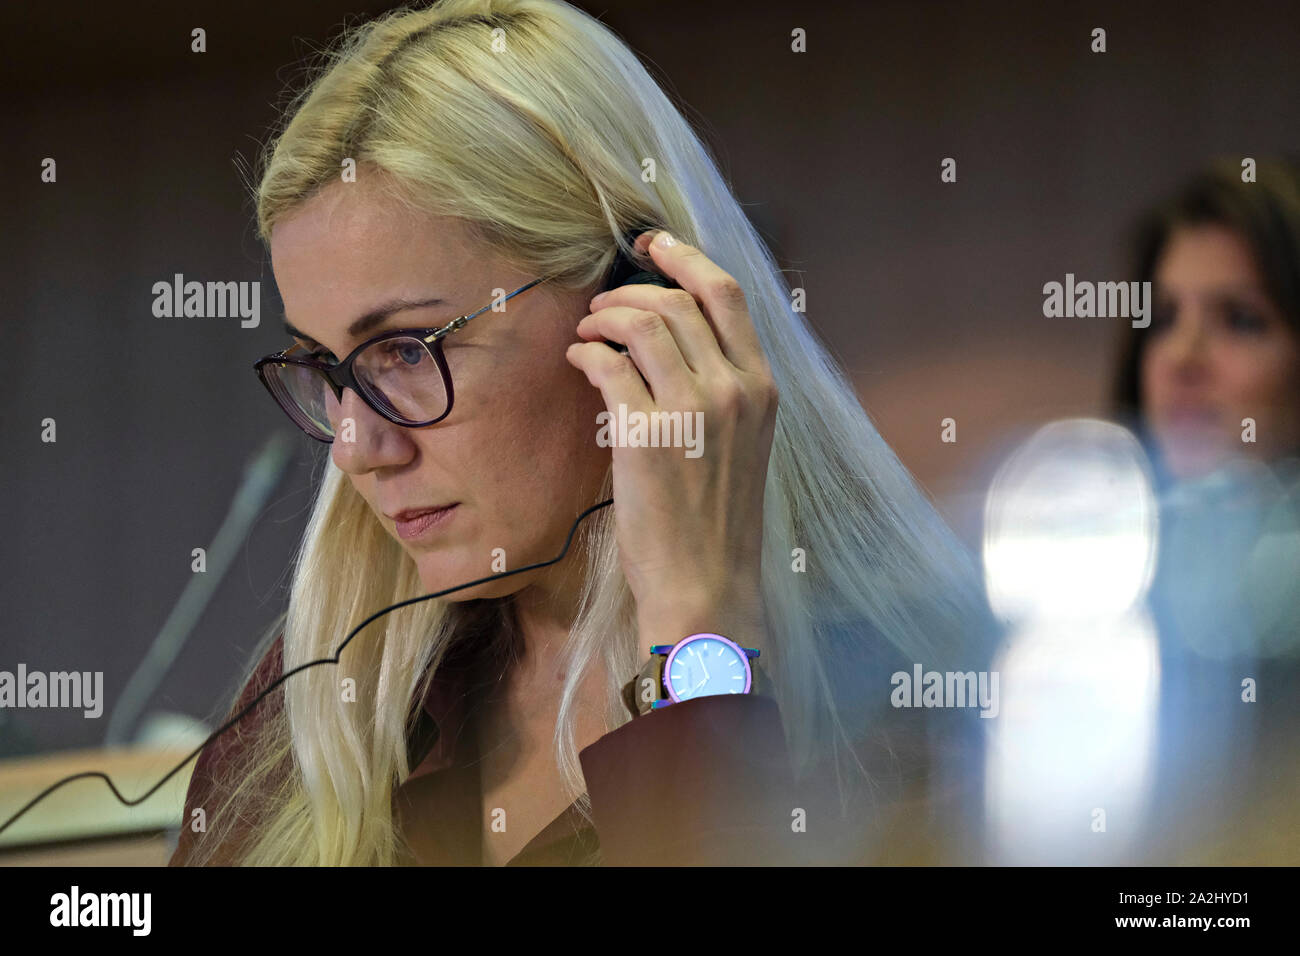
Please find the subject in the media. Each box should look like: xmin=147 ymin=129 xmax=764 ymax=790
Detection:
xmin=422 ymin=276 xmax=550 ymax=343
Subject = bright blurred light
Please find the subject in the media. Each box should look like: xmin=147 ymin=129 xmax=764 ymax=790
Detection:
xmin=981 ymin=418 xmax=1162 ymax=863
xmin=983 ymin=419 xmax=1158 ymax=621
xmin=984 ymin=613 xmax=1161 ymax=863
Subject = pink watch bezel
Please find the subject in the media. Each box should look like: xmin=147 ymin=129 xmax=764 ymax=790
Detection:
xmin=662 ymin=632 xmax=753 ymax=703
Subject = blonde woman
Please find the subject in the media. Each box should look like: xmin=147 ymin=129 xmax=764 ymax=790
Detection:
xmin=170 ymin=0 xmax=995 ymax=867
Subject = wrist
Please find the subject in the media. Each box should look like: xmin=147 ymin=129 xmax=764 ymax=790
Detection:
xmin=635 ymin=590 xmax=769 ymax=659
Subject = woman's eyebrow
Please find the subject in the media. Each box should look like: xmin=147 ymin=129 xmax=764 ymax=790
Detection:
xmin=282 ymin=318 xmax=318 ymax=344
xmin=1157 ymin=283 xmax=1272 ymax=305
xmin=281 ymin=296 xmax=448 ymax=347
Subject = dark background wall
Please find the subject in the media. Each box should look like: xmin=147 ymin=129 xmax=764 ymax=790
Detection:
xmin=2 ymin=0 xmax=1297 ymax=754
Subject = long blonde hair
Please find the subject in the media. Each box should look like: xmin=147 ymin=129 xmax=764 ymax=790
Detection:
xmin=191 ymin=0 xmax=993 ymax=866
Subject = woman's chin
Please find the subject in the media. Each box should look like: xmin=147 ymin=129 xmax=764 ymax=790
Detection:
xmin=413 ymin=558 xmax=532 ymax=602
xmin=1159 ymin=440 xmax=1260 ymax=483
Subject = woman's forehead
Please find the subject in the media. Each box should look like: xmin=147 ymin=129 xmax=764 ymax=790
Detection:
xmin=273 ymin=198 xmax=492 ymax=312
xmin=273 ymin=184 xmax=476 ymax=261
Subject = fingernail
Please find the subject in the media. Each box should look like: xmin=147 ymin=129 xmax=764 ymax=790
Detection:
xmin=654 ymin=231 xmax=676 ymax=248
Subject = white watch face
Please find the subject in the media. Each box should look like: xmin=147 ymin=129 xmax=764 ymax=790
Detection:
xmin=664 ymin=634 xmax=751 ymax=701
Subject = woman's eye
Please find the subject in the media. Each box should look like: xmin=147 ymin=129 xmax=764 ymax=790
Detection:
xmin=1224 ymin=305 xmax=1266 ymax=333
xmin=308 ymin=349 xmax=337 ymax=363
xmin=378 ymin=340 xmax=429 ymax=365
xmin=1149 ymin=302 xmax=1175 ymax=332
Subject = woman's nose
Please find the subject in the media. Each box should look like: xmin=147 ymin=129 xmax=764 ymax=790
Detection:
xmin=329 ymin=387 xmax=413 ymax=471
xmin=1166 ymin=309 xmax=1209 ymax=368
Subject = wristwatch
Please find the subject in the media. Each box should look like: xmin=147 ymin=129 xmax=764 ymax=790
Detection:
xmin=621 ymin=632 xmax=762 ymax=718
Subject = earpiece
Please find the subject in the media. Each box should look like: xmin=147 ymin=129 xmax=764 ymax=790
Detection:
xmin=600 ymin=227 xmax=678 ymax=354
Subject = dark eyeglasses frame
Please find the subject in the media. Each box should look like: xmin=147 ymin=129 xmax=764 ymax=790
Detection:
xmin=254 ymin=276 xmax=550 ymax=442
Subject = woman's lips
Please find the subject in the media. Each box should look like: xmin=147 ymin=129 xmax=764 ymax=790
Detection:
xmin=1166 ymin=407 xmax=1219 ymax=423
xmin=392 ymin=505 xmax=458 ymax=540
xmin=1160 ymin=404 xmax=1223 ymax=433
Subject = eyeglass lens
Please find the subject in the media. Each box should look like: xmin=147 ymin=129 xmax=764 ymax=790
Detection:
xmin=265 ymin=336 xmax=448 ymax=438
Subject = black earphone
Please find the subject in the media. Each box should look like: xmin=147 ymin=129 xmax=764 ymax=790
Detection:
xmin=599 ymin=226 xmax=679 ymax=354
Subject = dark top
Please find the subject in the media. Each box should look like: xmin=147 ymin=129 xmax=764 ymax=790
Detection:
xmin=395 ymin=633 xmax=808 ymax=865
xmin=170 ymin=631 xmax=981 ymax=866
xmin=172 ymin=634 xmax=818 ymax=865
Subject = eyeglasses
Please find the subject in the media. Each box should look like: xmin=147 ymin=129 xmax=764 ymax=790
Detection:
xmin=254 ymin=277 xmax=549 ymax=442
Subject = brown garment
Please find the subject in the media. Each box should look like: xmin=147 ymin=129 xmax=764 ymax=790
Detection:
xmin=171 ymin=634 xmax=813 ymax=865
xmin=171 ymin=633 xmax=979 ymax=866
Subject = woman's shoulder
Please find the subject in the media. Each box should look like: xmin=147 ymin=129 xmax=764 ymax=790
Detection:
xmin=168 ymin=631 xmax=288 ymax=866
xmin=200 ymin=632 xmax=288 ymax=765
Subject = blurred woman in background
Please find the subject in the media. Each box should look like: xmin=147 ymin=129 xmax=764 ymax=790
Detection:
xmin=1111 ymin=157 xmax=1300 ymax=863
xmin=1115 ymin=157 xmax=1300 ymax=483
